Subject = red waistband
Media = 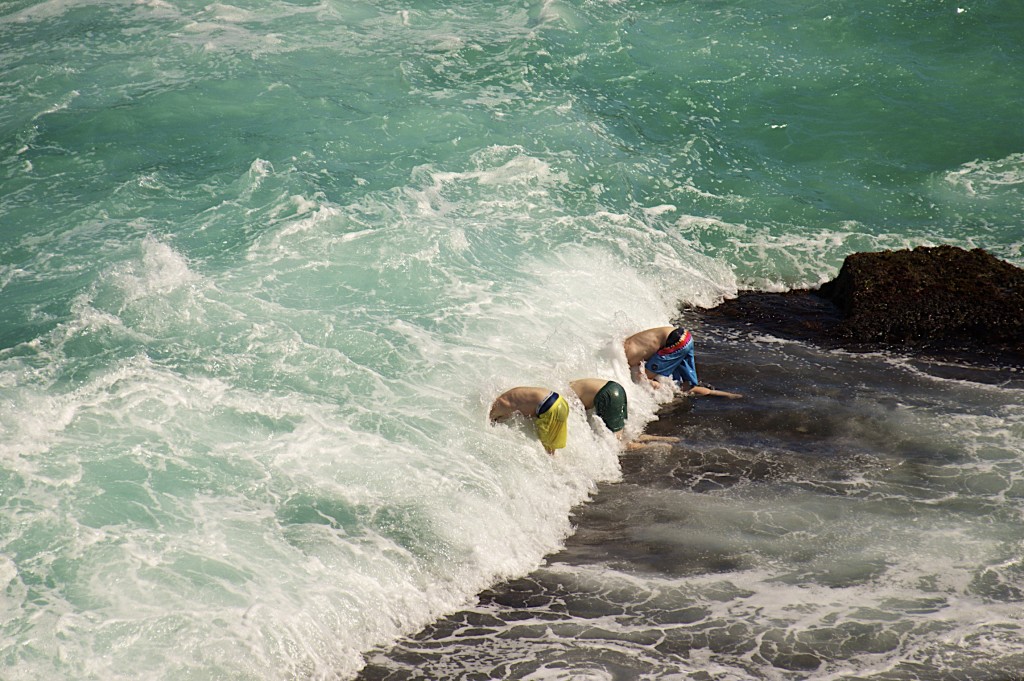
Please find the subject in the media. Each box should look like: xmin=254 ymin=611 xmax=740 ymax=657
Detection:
xmin=657 ymin=330 xmax=692 ymax=356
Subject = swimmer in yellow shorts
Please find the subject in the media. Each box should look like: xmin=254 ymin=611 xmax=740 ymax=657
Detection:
xmin=489 ymin=386 xmax=569 ymax=455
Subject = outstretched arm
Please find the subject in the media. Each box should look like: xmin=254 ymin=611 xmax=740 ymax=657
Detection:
xmin=685 ymin=385 xmax=743 ymax=399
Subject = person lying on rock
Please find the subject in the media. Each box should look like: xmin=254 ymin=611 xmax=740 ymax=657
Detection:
xmin=623 ymin=326 xmax=742 ymax=398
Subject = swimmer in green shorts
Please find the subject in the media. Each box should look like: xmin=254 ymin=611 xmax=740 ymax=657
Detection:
xmin=569 ymin=378 xmax=627 ymax=434
xmin=570 ymin=378 xmax=681 ymax=451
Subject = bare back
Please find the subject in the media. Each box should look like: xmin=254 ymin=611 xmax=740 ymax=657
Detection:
xmin=489 ymin=386 xmax=552 ymax=422
xmin=623 ymin=326 xmax=675 ymax=368
xmin=569 ymin=378 xmax=608 ymax=409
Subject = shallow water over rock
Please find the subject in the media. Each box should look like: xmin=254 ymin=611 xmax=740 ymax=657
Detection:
xmin=359 ymin=307 xmax=1024 ymax=681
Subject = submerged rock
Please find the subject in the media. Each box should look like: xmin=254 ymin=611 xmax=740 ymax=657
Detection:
xmin=705 ymin=245 xmax=1024 ymax=364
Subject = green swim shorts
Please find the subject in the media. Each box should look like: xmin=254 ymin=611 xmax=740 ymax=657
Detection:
xmin=593 ymin=380 xmax=627 ymax=432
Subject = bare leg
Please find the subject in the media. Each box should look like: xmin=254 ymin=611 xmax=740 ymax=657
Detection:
xmin=686 ymin=385 xmax=743 ymax=399
xmin=633 ymin=434 xmax=680 ymax=443
xmin=624 ymin=439 xmax=675 ymax=452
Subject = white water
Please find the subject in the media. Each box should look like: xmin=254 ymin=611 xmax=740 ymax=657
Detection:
xmin=3 ymin=0 xmax=1022 ymax=678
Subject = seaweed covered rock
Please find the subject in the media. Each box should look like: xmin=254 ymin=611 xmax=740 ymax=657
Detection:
xmin=702 ymin=245 xmax=1023 ymax=365
xmin=816 ymin=245 xmax=1024 ymax=352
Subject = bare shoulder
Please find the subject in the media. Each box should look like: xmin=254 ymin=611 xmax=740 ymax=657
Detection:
xmin=499 ymin=386 xmax=550 ymax=402
xmin=491 ymin=386 xmax=551 ymax=419
xmin=569 ymin=378 xmax=606 ymax=407
xmin=569 ymin=378 xmax=606 ymax=395
xmin=624 ymin=326 xmax=675 ymax=343
xmin=623 ymin=326 xmax=675 ymax=364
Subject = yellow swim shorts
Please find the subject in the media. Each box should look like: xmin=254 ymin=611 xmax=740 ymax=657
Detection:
xmin=535 ymin=395 xmax=569 ymax=452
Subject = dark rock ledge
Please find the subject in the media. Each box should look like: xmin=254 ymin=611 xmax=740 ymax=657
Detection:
xmin=703 ymin=245 xmax=1024 ymax=367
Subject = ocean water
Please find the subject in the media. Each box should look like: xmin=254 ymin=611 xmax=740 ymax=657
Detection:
xmin=1 ymin=1 xmax=1021 ymax=679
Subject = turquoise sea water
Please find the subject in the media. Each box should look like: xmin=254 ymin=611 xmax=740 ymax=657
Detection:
xmin=1 ymin=1 xmax=1022 ymax=679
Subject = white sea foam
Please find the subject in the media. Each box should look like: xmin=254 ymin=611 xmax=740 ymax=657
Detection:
xmin=1 ymin=135 xmax=741 ymax=678
xmin=3 ymin=1 xmax=1023 ymax=678
xmin=945 ymin=152 xmax=1024 ymax=197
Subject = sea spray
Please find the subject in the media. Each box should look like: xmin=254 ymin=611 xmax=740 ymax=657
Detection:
xmin=2 ymin=0 xmax=1022 ymax=678
xmin=1 ymin=141 xmax=734 ymax=677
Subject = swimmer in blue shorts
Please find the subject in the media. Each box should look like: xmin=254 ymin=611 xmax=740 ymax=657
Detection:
xmin=624 ymin=326 xmax=742 ymax=398
xmin=489 ymin=386 xmax=569 ymax=455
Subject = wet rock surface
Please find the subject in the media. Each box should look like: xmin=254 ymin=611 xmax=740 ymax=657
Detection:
xmin=705 ymin=245 xmax=1024 ymax=366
